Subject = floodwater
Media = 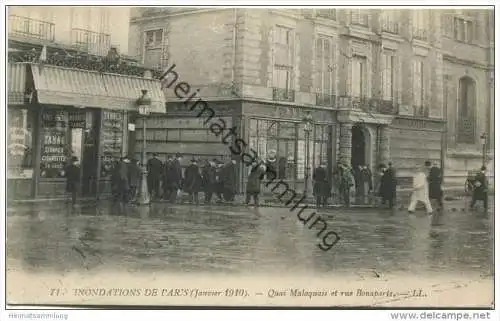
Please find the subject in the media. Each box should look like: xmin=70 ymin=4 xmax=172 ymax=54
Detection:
xmin=6 ymin=201 xmax=494 ymax=278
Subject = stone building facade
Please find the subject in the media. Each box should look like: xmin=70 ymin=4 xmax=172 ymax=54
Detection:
xmin=128 ymin=8 xmax=494 ymax=191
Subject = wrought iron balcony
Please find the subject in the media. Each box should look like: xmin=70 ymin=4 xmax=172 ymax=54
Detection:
xmin=272 ymin=88 xmax=295 ymax=102
xmin=71 ymin=28 xmax=111 ymax=56
xmin=381 ymin=19 xmax=399 ymax=34
xmin=8 ymin=15 xmax=55 ymax=42
xmin=316 ymin=93 xmax=336 ymax=107
xmin=413 ymin=28 xmax=428 ymax=41
xmin=336 ymin=96 xmax=399 ymax=115
xmin=377 ymin=99 xmax=399 ymax=115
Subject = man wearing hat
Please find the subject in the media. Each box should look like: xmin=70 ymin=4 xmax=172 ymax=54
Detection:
xmin=147 ymin=152 xmax=164 ymax=201
xmin=425 ymin=160 xmax=443 ymax=210
xmin=202 ymin=159 xmax=217 ymax=204
xmin=167 ymin=153 xmax=183 ymax=203
xmin=470 ymin=165 xmax=488 ymax=212
xmin=184 ymin=158 xmax=202 ymax=205
xmin=65 ymin=156 xmax=81 ymax=207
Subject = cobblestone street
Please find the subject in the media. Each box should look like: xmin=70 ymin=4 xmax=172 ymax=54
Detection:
xmin=6 ymin=200 xmax=494 ymax=278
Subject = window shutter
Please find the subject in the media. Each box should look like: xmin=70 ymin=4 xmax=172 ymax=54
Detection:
xmin=442 ymin=13 xmax=454 ymax=38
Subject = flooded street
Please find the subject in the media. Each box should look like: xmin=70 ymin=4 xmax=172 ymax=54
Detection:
xmin=6 ymin=201 xmax=494 ymax=278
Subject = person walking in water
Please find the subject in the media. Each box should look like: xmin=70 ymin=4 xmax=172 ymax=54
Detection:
xmin=245 ymin=161 xmax=266 ymax=207
xmin=408 ymin=163 xmax=433 ymax=215
xmin=65 ymin=156 xmax=80 ymax=208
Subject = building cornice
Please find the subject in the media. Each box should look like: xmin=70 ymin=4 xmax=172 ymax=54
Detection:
xmin=340 ymin=25 xmax=377 ymax=43
xmin=442 ymin=53 xmax=490 ymax=70
xmin=130 ymin=8 xmax=227 ymax=24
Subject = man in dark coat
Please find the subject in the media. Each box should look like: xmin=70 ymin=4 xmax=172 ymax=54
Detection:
xmin=202 ymin=159 xmax=217 ymax=204
xmin=184 ymin=158 xmax=202 ymax=205
xmin=167 ymin=153 xmax=183 ymax=204
xmin=425 ymin=160 xmax=444 ymax=210
xmin=313 ymin=162 xmax=329 ymax=209
xmin=65 ymin=156 xmax=80 ymax=207
xmin=246 ymin=162 xmax=266 ymax=206
xmin=379 ymin=163 xmax=396 ymax=209
xmin=359 ymin=165 xmax=373 ymax=205
xmin=128 ymin=158 xmax=141 ymax=202
xmin=222 ymin=159 xmax=238 ymax=203
xmin=353 ymin=164 xmax=362 ymax=203
xmin=146 ymin=153 xmax=163 ymax=201
xmin=112 ymin=157 xmax=130 ymax=206
xmin=162 ymin=155 xmax=173 ymax=200
xmin=470 ymin=166 xmax=488 ymax=212
xmin=214 ymin=160 xmax=225 ymax=203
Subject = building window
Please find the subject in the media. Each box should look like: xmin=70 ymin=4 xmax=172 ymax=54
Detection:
xmin=454 ymin=17 xmax=474 ymax=43
xmin=143 ymin=29 xmax=164 ymax=69
xmin=413 ymin=59 xmax=426 ymax=116
xmin=351 ymin=9 xmax=369 ymax=26
xmin=382 ymin=53 xmax=395 ymax=100
xmin=317 ymin=9 xmax=336 ymax=20
xmin=273 ymin=26 xmax=295 ymax=101
xmin=413 ymin=10 xmax=428 ymax=40
xmin=145 ymin=29 xmax=163 ymax=48
xmin=315 ymin=36 xmax=334 ymax=105
xmin=313 ymin=124 xmax=329 ymax=171
xmin=248 ymin=119 xmax=297 ymax=180
xmin=351 ymin=56 xmax=366 ymax=98
xmin=457 ymin=77 xmax=476 ymax=144
xmin=381 ymin=10 xmax=399 ymax=34
xmin=7 ymin=108 xmax=35 ymax=179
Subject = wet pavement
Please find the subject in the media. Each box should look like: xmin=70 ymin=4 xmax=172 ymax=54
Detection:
xmin=6 ymin=201 xmax=494 ymax=277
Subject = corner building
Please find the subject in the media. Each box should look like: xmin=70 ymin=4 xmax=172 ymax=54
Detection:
xmin=129 ymin=8 xmax=494 ymax=193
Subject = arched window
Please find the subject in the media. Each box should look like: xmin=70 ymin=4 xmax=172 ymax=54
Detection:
xmin=457 ymin=77 xmax=476 ymax=144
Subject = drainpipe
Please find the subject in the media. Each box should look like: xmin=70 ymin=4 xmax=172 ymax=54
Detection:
xmin=441 ymin=75 xmax=448 ymax=181
xmin=231 ymin=8 xmax=238 ymax=87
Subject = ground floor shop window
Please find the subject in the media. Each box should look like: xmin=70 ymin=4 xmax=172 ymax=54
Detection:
xmin=7 ymin=108 xmax=35 ymax=179
xmin=40 ymin=109 xmax=87 ymax=178
xmin=248 ymin=119 xmax=331 ymax=181
xmin=248 ymin=119 xmax=298 ymax=180
xmin=101 ymin=110 xmax=125 ymax=177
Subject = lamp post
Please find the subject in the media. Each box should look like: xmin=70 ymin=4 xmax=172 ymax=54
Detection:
xmin=480 ymin=133 xmax=487 ymax=167
xmin=136 ymin=89 xmax=151 ymax=205
xmin=302 ymin=111 xmax=313 ymax=198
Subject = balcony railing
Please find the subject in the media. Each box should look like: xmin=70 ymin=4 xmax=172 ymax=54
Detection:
xmin=413 ymin=28 xmax=428 ymax=41
xmin=273 ymin=88 xmax=295 ymax=102
xmin=381 ymin=19 xmax=400 ymax=34
xmin=316 ymin=93 xmax=336 ymax=107
xmin=335 ymin=96 xmax=399 ymax=115
xmin=8 ymin=15 xmax=55 ymax=42
xmin=71 ymin=28 xmax=111 ymax=56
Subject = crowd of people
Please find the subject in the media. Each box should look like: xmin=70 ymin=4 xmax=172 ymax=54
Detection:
xmin=63 ymin=152 xmax=489 ymax=213
xmin=108 ymin=153 xmax=238 ymax=206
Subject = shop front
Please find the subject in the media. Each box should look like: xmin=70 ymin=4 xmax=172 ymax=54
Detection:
xmin=241 ymin=101 xmax=337 ymax=194
xmin=7 ymin=62 xmax=166 ymax=200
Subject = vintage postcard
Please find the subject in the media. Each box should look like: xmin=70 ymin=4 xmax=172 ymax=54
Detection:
xmin=4 ymin=5 xmax=495 ymax=308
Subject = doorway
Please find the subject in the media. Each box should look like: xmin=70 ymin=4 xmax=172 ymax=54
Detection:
xmin=351 ymin=124 xmax=366 ymax=168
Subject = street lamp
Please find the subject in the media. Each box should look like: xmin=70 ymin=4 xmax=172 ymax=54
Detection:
xmin=480 ymin=133 xmax=487 ymax=167
xmin=302 ymin=111 xmax=313 ymax=198
xmin=136 ymin=89 xmax=152 ymax=205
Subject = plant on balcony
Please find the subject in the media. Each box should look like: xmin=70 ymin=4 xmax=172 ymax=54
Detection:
xmin=8 ymin=46 xmax=164 ymax=79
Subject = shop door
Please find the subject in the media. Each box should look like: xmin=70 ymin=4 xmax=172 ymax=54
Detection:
xmin=81 ymin=111 xmax=99 ymax=196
